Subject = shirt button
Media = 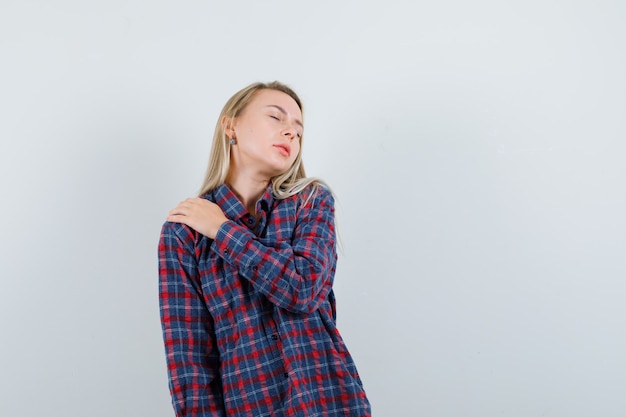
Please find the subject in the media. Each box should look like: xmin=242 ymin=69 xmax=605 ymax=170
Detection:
xmin=247 ymin=218 xmax=254 ymax=225
xmin=252 ymin=266 xmax=258 ymax=272
xmin=283 ymin=372 xmax=289 ymax=378
xmin=271 ymin=334 xmax=278 ymax=341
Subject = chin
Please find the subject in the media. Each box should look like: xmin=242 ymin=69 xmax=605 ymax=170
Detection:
xmin=269 ymin=161 xmax=295 ymax=177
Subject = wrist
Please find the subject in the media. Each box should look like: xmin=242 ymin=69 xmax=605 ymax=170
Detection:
xmin=211 ymin=219 xmax=228 ymax=240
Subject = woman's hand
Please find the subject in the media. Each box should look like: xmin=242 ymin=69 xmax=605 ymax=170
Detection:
xmin=167 ymin=198 xmax=228 ymax=239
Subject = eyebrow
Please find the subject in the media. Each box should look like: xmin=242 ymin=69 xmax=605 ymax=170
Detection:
xmin=265 ymin=105 xmax=303 ymax=128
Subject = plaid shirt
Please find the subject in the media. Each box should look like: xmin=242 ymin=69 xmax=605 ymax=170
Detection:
xmin=158 ymin=183 xmax=371 ymax=417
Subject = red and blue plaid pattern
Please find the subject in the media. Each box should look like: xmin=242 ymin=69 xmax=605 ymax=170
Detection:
xmin=159 ymin=183 xmax=371 ymax=416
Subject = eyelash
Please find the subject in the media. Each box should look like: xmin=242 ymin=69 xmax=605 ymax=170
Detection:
xmin=270 ymin=115 xmax=302 ymax=137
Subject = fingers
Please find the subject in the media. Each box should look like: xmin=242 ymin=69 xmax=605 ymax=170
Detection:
xmin=164 ymin=197 xmax=227 ymax=238
xmin=167 ymin=198 xmax=217 ymax=219
xmin=169 ymin=198 xmax=200 ymax=215
xmin=167 ymin=199 xmax=198 ymax=222
xmin=166 ymin=213 xmax=192 ymax=226
xmin=168 ymin=204 xmax=187 ymax=217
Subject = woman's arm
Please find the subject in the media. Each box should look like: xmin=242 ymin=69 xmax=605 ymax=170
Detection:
xmin=158 ymin=222 xmax=225 ymax=417
xmin=213 ymin=186 xmax=337 ymax=314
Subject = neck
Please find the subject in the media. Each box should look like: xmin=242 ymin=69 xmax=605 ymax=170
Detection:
xmin=225 ymin=169 xmax=269 ymax=214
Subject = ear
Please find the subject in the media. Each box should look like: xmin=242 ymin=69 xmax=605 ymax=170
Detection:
xmin=221 ymin=116 xmax=236 ymax=137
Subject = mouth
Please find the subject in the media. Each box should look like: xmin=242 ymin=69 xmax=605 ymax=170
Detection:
xmin=273 ymin=144 xmax=291 ymax=157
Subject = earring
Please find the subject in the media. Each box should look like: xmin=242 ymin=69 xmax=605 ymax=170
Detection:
xmin=230 ymin=138 xmax=237 ymax=145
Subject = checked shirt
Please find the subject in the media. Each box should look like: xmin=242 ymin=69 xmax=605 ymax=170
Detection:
xmin=158 ymin=183 xmax=371 ymax=416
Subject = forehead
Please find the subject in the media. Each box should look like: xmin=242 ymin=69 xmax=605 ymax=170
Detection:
xmin=249 ymin=89 xmax=302 ymax=118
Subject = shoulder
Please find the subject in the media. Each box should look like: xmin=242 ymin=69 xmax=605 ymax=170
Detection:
xmin=160 ymin=221 xmax=199 ymax=248
xmin=298 ymin=181 xmax=335 ymax=208
xmin=160 ymin=192 xmax=216 ymax=241
xmin=288 ymin=182 xmax=336 ymax=226
xmin=275 ymin=182 xmax=335 ymax=211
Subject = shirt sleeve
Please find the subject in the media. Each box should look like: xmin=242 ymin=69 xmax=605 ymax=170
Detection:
xmin=213 ymin=185 xmax=337 ymax=314
xmin=158 ymin=222 xmax=226 ymax=417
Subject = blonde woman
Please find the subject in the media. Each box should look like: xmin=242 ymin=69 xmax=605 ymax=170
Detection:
xmin=158 ymin=81 xmax=371 ymax=416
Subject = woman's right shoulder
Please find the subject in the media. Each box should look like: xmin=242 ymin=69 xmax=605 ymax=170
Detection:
xmin=160 ymin=192 xmax=215 ymax=236
xmin=160 ymin=220 xmax=200 ymax=247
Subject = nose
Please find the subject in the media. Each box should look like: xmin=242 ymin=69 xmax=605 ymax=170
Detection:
xmin=282 ymin=126 xmax=297 ymax=140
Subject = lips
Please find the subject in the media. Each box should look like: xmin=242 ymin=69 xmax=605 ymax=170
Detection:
xmin=273 ymin=143 xmax=291 ymax=157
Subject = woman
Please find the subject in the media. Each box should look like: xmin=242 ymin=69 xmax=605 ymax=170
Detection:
xmin=158 ymin=81 xmax=371 ymax=416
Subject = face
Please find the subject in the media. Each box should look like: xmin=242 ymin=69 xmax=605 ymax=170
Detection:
xmin=227 ymin=89 xmax=303 ymax=180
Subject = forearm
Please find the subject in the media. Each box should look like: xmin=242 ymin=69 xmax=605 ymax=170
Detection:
xmin=211 ymin=188 xmax=337 ymax=314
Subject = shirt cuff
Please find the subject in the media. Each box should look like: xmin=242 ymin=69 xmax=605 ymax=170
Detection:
xmin=214 ymin=220 xmax=258 ymax=273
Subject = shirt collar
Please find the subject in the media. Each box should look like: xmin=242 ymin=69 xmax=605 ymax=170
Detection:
xmin=211 ymin=183 xmax=274 ymax=221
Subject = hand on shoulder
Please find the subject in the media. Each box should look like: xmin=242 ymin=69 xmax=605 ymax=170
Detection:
xmin=167 ymin=197 xmax=228 ymax=239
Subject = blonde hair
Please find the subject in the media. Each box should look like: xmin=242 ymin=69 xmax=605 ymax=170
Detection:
xmin=198 ymin=81 xmax=322 ymax=199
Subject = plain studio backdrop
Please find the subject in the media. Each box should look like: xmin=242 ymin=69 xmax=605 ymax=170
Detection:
xmin=1 ymin=1 xmax=625 ymax=416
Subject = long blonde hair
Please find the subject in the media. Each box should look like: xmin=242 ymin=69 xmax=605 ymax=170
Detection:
xmin=198 ymin=81 xmax=321 ymax=198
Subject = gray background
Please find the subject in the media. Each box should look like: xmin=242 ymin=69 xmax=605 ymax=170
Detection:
xmin=1 ymin=1 xmax=625 ymax=416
